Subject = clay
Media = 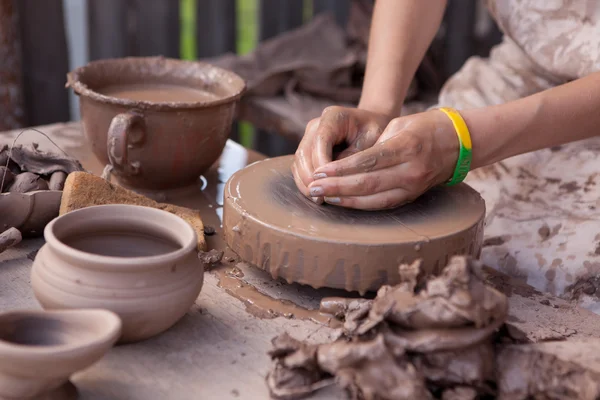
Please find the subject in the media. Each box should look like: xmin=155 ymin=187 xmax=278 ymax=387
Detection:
xmin=31 ymin=204 xmax=204 ymax=343
xmin=214 ymin=262 xmax=338 ymax=326
xmin=0 ymin=308 xmax=121 ymax=400
xmin=496 ymin=340 xmax=600 ymax=399
xmin=198 ymin=249 xmax=224 ymax=268
xmin=60 ymin=171 xmax=207 ymax=250
xmin=267 ymin=256 xmax=600 ymax=399
xmin=0 ymin=191 xmax=62 ymax=236
xmin=99 ymin=83 xmax=220 ymax=103
xmin=266 ymin=257 xmax=503 ymax=399
xmin=8 ymin=171 xmax=49 ymax=192
xmin=48 ymin=171 xmax=67 ymax=191
xmin=66 ymin=56 xmax=246 ymax=191
xmin=0 ymin=166 xmax=14 ymax=191
xmin=0 ymin=143 xmax=84 ymax=176
xmin=223 ymin=155 xmax=485 ymax=293
xmin=0 ymin=227 xmax=21 ymax=253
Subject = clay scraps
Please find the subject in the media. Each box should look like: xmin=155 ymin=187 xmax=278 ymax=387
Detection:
xmin=266 ymin=256 xmax=600 ymax=400
xmin=0 ymin=227 xmax=22 ymax=254
xmin=0 ymin=143 xmax=84 ymax=193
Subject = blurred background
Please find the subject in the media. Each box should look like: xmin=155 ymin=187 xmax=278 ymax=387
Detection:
xmin=0 ymin=0 xmax=502 ymax=156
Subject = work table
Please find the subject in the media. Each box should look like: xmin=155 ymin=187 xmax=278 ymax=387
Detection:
xmin=2 ymin=122 xmax=600 ymax=399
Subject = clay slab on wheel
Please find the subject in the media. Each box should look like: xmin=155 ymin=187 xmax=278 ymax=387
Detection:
xmin=223 ymin=156 xmax=485 ymax=293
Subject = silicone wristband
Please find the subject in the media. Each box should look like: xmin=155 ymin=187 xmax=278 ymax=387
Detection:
xmin=438 ymin=107 xmax=472 ymax=186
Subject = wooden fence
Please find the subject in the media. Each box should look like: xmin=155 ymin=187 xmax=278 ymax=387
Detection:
xmin=5 ymin=0 xmax=501 ymax=155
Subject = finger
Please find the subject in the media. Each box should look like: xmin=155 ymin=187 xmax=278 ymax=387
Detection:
xmin=307 ymin=167 xmax=409 ymax=198
xmin=295 ymin=119 xmax=319 ymax=187
xmin=292 ymin=162 xmax=324 ymax=204
xmin=323 ymin=188 xmax=413 ymax=211
xmin=314 ymin=128 xmax=421 ymax=178
xmin=312 ymin=107 xmax=351 ymax=172
xmin=336 ymin=122 xmax=383 ymax=160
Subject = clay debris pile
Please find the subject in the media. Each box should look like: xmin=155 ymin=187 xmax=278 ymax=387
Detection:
xmin=0 ymin=143 xmax=83 ymax=193
xmin=266 ymin=256 xmax=600 ymax=400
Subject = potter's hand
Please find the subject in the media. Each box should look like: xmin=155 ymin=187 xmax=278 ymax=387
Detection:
xmin=306 ymin=110 xmax=459 ymax=210
xmin=292 ymin=106 xmax=392 ymax=202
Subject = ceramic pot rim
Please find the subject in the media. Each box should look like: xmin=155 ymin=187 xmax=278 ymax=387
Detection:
xmin=66 ymin=56 xmax=247 ymax=111
xmin=44 ymin=204 xmax=197 ymax=269
xmin=0 ymin=309 xmax=121 ymax=357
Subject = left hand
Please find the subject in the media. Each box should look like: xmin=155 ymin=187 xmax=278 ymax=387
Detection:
xmin=307 ymin=109 xmax=460 ymax=210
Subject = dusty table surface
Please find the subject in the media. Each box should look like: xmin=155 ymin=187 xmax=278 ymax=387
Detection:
xmin=3 ymin=123 xmax=600 ymax=400
xmin=0 ymin=122 xmax=347 ymax=400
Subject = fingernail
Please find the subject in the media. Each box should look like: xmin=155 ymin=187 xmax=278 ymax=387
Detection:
xmin=324 ymin=197 xmax=341 ymax=204
xmin=311 ymin=197 xmax=320 ymax=203
xmin=310 ymin=186 xmax=324 ymax=196
xmin=313 ymin=173 xmax=327 ymax=180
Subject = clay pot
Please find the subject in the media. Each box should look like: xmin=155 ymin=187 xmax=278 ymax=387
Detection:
xmin=31 ymin=204 xmax=204 ymax=343
xmin=0 ymin=308 xmax=121 ymax=400
xmin=66 ymin=56 xmax=246 ymax=191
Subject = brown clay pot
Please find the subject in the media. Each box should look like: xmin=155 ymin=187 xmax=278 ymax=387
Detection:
xmin=0 ymin=308 xmax=121 ymax=400
xmin=31 ymin=204 xmax=204 ymax=343
xmin=66 ymin=57 xmax=246 ymax=191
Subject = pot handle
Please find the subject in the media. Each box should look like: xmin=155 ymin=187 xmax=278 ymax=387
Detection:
xmin=107 ymin=111 xmax=145 ymax=176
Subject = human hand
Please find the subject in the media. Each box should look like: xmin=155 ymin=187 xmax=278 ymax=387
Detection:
xmin=306 ymin=110 xmax=460 ymax=210
xmin=292 ymin=106 xmax=393 ymax=203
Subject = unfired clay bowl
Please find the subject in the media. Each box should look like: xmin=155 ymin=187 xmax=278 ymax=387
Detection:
xmin=0 ymin=308 xmax=121 ymax=400
xmin=31 ymin=204 xmax=204 ymax=343
xmin=66 ymin=56 xmax=246 ymax=192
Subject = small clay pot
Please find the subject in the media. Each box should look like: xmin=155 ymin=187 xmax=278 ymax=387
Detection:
xmin=66 ymin=56 xmax=246 ymax=192
xmin=0 ymin=308 xmax=121 ymax=400
xmin=31 ymin=204 xmax=204 ymax=343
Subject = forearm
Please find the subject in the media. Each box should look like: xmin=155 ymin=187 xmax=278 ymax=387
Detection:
xmin=358 ymin=0 xmax=447 ymax=117
xmin=463 ymin=71 xmax=600 ymax=169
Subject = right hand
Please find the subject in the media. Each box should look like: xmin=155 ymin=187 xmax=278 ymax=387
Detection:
xmin=292 ymin=106 xmax=393 ymax=203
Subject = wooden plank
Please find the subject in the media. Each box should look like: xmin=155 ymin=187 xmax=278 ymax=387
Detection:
xmin=444 ymin=0 xmax=477 ymax=77
xmin=87 ymin=0 xmax=129 ymax=60
xmin=313 ymin=0 xmax=350 ymax=27
xmin=196 ymin=0 xmax=236 ymax=58
xmin=133 ymin=0 xmax=179 ymax=58
xmin=15 ymin=0 xmax=70 ymax=125
xmin=0 ymin=0 xmax=24 ymax=130
xmin=255 ymin=0 xmax=304 ymax=156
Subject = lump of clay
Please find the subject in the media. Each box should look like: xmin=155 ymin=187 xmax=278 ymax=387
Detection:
xmin=8 ymin=172 xmax=49 ymax=193
xmin=0 ymin=228 xmax=22 ymax=253
xmin=497 ymin=339 xmax=600 ymax=400
xmin=48 ymin=171 xmax=67 ymax=191
xmin=0 ymin=143 xmax=83 ymax=176
xmin=267 ymin=256 xmax=506 ymax=400
xmin=0 ymin=166 xmax=15 ymax=192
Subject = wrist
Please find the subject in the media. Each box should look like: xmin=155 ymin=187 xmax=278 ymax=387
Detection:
xmin=358 ymin=98 xmax=404 ymax=119
xmin=432 ymin=109 xmax=462 ymax=185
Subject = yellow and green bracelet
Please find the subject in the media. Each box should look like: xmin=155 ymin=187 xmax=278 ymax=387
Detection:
xmin=438 ymin=107 xmax=472 ymax=186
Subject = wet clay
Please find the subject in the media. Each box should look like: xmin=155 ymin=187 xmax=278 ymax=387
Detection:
xmin=213 ymin=262 xmax=339 ymax=326
xmin=0 ymin=227 xmax=21 ymax=254
xmin=0 ymin=309 xmax=121 ymax=400
xmin=99 ymin=83 xmax=220 ymax=103
xmin=223 ymin=155 xmax=485 ymax=293
xmin=266 ymin=256 xmax=600 ymax=400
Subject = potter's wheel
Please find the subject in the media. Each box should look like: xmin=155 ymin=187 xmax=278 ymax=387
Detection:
xmin=223 ymin=156 xmax=485 ymax=293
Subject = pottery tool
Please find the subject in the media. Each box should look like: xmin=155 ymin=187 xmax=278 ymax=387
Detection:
xmin=61 ymin=172 xmax=207 ymax=250
xmin=223 ymin=155 xmax=485 ymax=293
